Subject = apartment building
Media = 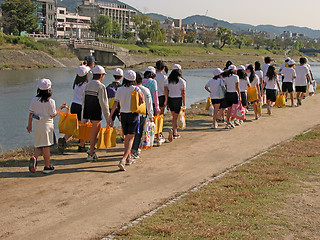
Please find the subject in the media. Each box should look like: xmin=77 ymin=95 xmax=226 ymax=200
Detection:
xmin=34 ymin=0 xmax=55 ymax=35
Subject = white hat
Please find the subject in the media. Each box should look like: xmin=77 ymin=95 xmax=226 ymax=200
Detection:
xmin=228 ymin=65 xmax=237 ymax=71
xmin=288 ymin=60 xmax=296 ymax=65
xmin=285 ymin=57 xmax=291 ymax=62
xmin=237 ymin=65 xmax=246 ymax=71
xmin=76 ymin=65 xmax=89 ymax=77
xmin=145 ymin=66 xmax=156 ymax=74
xmin=213 ymin=68 xmax=224 ymax=76
xmin=124 ymin=70 xmax=136 ymax=81
xmin=172 ymin=64 xmax=182 ymax=70
xmin=92 ymin=65 xmax=106 ymax=75
xmin=113 ymin=68 xmax=123 ymax=76
xmin=245 ymin=64 xmax=250 ymax=69
xmin=37 ymin=78 xmax=52 ymax=90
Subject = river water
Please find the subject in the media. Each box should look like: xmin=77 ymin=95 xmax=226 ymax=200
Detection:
xmin=1 ymin=64 xmax=320 ymax=152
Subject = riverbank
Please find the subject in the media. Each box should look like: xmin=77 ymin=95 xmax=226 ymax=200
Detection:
xmin=1 ymin=91 xmax=320 ymax=239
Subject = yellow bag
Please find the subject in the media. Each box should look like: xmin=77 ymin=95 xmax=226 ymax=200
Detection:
xmin=73 ymin=121 xmax=92 ymax=141
xmin=177 ymin=107 xmax=186 ymax=130
xmin=109 ymin=97 xmax=115 ymax=109
xmin=131 ymin=90 xmax=146 ymax=115
xmin=275 ymin=94 xmax=286 ymax=107
xmin=247 ymin=87 xmax=258 ymax=103
xmin=257 ymin=100 xmax=262 ymax=116
xmin=96 ymin=127 xmax=117 ymax=149
xmin=58 ymin=108 xmax=79 ymax=135
xmin=205 ymin=97 xmax=211 ymax=110
xmin=154 ymin=114 xmax=164 ymax=135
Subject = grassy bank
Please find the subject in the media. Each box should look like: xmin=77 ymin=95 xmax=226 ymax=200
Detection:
xmin=112 ymin=127 xmax=320 ymax=239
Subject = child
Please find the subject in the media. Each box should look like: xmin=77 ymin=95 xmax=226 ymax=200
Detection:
xmin=204 ymin=68 xmax=225 ymax=129
xmin=237 ymin=65 xmax=250 ymax=123
xmin=264 ymin=66 xmax=282 ymax=115
xmin=27 ymin=78 xmax=67 ymax=174
xmin=108 ymin=70 xmax=144 ymax=171
xmin=58 ymin=65 xmax=89 ymax=154
xmin=107 ymin=68 xmax=123 ymax=122
xmin=280 ymin=60 xmax=296 ymax=107
xmin=82 ymin=65 xmax=110 ymax=161
xmin=246 ymin=64 xmax=262 ymax=119
xmin=295 ymin=57 xmax=312 ymax=106
xmin=164 ymin=64 xmax=186 ymax=140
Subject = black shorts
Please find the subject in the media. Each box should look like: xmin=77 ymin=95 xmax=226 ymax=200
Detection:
xmin=266 ymin=89 xmax=277 ymax=102
xmin=83 ymin=95 xmax=102 ymax=121
xmin=211 ymin=99 xmax=222 ymax=105
xmin=225 ymin=92 xmax=239 ymax=108
xmin=158 ymin=95 xmax=165 ymax=108
xmin=120 ymin=112 xmax=139 ymax=135
xmin=168 ymin=97 xmax=182 ymax=114
xmin=70 ymin=102 xmax=82 ymax=120
xmin=282 ymin=82 xmax=293 ymax=93
xmin=296 ymin=85 xmax=307 ymax=93
xmin=219 ymin=98 xmax=228 ymax=109
xmin=240 ymin=92 xmax=247 ymax=107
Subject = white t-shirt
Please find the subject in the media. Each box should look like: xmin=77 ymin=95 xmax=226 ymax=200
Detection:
xmin=256 ymin=70 xmax=263 ymax=83
xmin=165 ymin=77 xmax=186 ymax=98
xmin=205 ymin=78 xmax=225 ymax=99
xmin=72 ymin=83 xmax=87 ymax=105
xmin=154 ymin=72 xmax=167 ymax=96
xmin=239 ymin=77 xmax=250 ymax=92
xmin=248 ymin=73 xmax=260 ymax=87
xmin=295 ymin=65 xmax=310 ymax=86
xmin=264 ymin=75 xmax=279 ymax=90
xmin=224 ymin=74 xmax=239 ymax=93
xmin=137 ymin=85 xmax=154 ymax=119
xmin=279 ymin=62 xmax=287 ymax=71
xmin=115 ymin=85 xmax=142 ymax=113
xmin=261 ymin=63 xmax=271 ymax=77
xmin=29 ymin=97 xmax=56 ymax=117
xmin=280 ymin=67 xmax=296 ymax=83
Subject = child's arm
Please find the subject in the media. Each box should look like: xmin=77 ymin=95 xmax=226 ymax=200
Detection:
xmin=205 ymin=86 xmax=211 ymax=93
xmin=108 ymin=101 xmax=119 ymax=127
xmin=51 ymin=103 xmax=67 ymax=118
xmin=26 ymin=113 xmax=33 ymax=133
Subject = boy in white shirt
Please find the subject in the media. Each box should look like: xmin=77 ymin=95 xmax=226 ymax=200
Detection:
xmin=280 ymin=60 xmax=296 ymax=106
xmin=295 ymin=57 xmax=312 ymax=106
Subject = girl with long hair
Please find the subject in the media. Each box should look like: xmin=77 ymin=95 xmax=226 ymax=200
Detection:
xmin=263 ymin=66 xmax=282 ymax=115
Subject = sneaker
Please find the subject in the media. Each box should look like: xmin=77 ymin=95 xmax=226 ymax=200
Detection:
xmin=28 ymin=156 xmax=37 ymax=173
xmin=234 ymin=120 xmax=241 ymax=126
xmin=267 ymin=106 xmax=271 ymax=115
xmin=86 ymin=152 xmax=98 ymax=162
xmin=137 ymin=149 xmax=142 ymax=156
xmin=154 ymin=140 xmax=162 ymax=147
xmin=58 ymin=137 xmax=66 ymax=154
xmin=131 ymin=152 xmax=140 ymax=159
xmin=211 ymin=122 xmax=218 ymax=129
xmin=225 ymin=123 xmax=230 ymax=129
xmin=239 ymin=120 xmax=243 ymax=124
xmin=77 ymin=146 xmax=89 ymax=152
xmin=228 ymin=121 xmax=235 ymax=128
xmin=298 ymin=99 xmax=302 ymax=105
xmin=43 ymin=165 xmax=55 ymax=174
xmin=159 ymin=137 xmax=166 ymax=144
xmin=217 ymin=117 xmax=224 ymax=122
xmin=126 ymin=157 xmax=136 ymax=166
xmin=118 ymin=161 xmax=126 ymax=171
xmin=173 ymin=134 xmax=181 ymax=139
xmin=255 ymin=116 xmax=260 ymax=120
xmin=168 ymin=129 xmax=173 ymax=142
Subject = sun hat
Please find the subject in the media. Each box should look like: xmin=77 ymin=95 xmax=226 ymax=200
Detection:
xmin=172 ymin=64 xmax=182 ymax=70
xmin=92 ymin=65 xmax=106 ymax=75
xmin=228 ymin=65 xmax=237 ymax=71
xmin=38 ymin=78 xmax=52 ymax=90
xmin=113 ymin=68 xmax=124 ymax=76
xmin=213 ymin=68 xmax=224 ymax=76
xmin=145 ymin=66 xmax=156 ymax=74
xmin=285 ymin=57 xmax=291 ymax=62
xmin=288 ymin=60 xmax=296 ymax=65
xmin=237 ymin=65 xmax=246 ymax=71
xmin=124 ymin=70 xmax=136 ymax=81
xmin=76 ymin=65 xmax=89 ymax=77
xmin=84 ymin=55 xmax=95 ymax=65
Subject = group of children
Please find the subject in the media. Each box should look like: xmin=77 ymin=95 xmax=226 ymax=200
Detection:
xmin=205 ymin=56 xmax=315 ymax=130
xmin=27 ymin=57 xmax=186 ymax=173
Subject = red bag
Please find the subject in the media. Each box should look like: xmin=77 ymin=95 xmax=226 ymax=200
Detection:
xmin=231 ymin=103 xmax=246 ymax=120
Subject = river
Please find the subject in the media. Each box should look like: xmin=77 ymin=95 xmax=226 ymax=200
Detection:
xmin=1 ymin=64 xmax=320 ymax=152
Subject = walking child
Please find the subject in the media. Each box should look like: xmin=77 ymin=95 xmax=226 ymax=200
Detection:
xmin=295 ymin=57 xmax=312 ymax=106
xmin=247 ymin=64 xmax=262 ymax=119
xmin=263 ymin=66 xmax=282 ymax=115
xmin=280 ymin=60 xmax=296 ymax=107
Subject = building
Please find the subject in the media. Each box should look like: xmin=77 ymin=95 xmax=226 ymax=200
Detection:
xmin=34 ymin=0 xmax=55 ymax=35
xmin=77 ymin=0 xmax=136 ymax=33
xmin=56 ymin=7 xmax=91 ymax=38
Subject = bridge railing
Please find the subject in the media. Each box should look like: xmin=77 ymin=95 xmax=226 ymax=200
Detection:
xmin=73 ymin=40 xmax=129 ymax=53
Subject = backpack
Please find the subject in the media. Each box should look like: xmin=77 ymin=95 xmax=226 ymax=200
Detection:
xmin=106 ymin=82 xmax=121 ymax=109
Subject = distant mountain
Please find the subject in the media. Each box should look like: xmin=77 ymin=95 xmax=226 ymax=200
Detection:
xmin=146 ymin=13 xmax=172 ymax=22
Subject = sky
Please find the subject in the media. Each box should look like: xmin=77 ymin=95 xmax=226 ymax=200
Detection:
xmin=123 ymin=0 xmax=320 ymax=30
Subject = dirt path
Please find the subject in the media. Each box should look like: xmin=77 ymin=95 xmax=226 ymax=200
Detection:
xmin=1 ymin=94 xmax=320 ymax=240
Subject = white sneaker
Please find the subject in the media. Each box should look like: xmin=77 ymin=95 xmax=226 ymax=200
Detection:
xmin=225 ymin=123 xmax=230 ymax=129
xmin=87 ymin=152 xmax=98 ymax=162
xmin=228 ymin=121 xmax=235 ymax=128
xmin=118 ymin=161 xmax=126 ymax=171
xmin=234 ymin=120 xmax=241 ymax=126
xmin=126 ymin=158 xmax=136 ymax=166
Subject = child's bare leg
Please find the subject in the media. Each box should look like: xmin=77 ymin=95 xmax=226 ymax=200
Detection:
xmin=42 ymin=147 xmax=51 ymax=167
xmin=89 ymin=121 xmax=101 ymax=156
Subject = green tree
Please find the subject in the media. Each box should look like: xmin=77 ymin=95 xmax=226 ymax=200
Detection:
xmin=217 ymin=27 xmax=234 ymax=48
xmin=123 ymin=31 xmax=134 ymax=40
xmin=184 ymin=30 xmax=197 ymax=43
xmin=293 ymin=40 xmax=304 ymax=50
xmin=234 ymin=36 xmax=247 ymax=49
xmin=112 ymin=20 xmax=121 ymax=38
xmin=91 ymin=15 xmax=112 ymax=37
xmin=172 ymin=29 xmax=184 ymax=43
xmin=149 ymin=20 xmax=166 ymax=42
xmin=1 ymin=0 xmax=38 ymax=35
xmin=200 ymin=30 xmax=217 ymax=47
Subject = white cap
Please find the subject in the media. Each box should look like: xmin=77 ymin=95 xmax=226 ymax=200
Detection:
xmin=245 ymin=64 xmax=250 ymax=69
xmin=76 ymin=65 xmax=89 ymax=77
xmin=172 ymin=64 xmax=182 ymax=70
xmin=37 ymin=78 xmax=52 ymax=90
xmin=92 ymin=65 xmax=106 ymax=75
xmin=228 ymin=65 xmax=237 ymax=71
xmin=124 ymin=70 xmax=136 ymax=81
xmin=285 ymin=57 xmax=291 ymax=62
xmin=145 ymin=66 xmax=156 ymax=74
xmin=288 ymin=60 xmax=296 ymax=65
xmin=113 ymin=68 xmax=123 ymax=76
xmin=213 ymin=68 xmax=224 ymax=76
xmin=237 ymin=65 xmax=246 ymax=71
